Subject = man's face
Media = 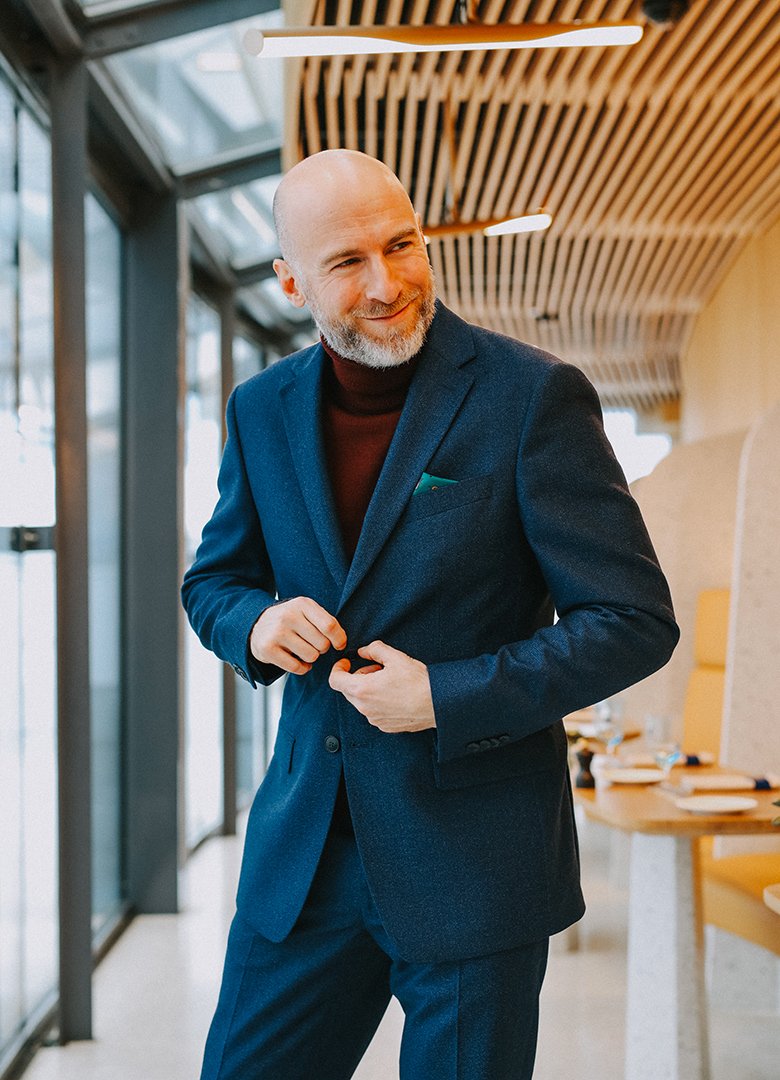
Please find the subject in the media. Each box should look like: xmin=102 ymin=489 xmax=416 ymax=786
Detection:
xmin=275 ymin=179 xmax=436 ymax=367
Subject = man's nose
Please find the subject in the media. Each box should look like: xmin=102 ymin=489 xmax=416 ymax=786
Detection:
xmin=364 ymin=257 xmax=402 ymax=304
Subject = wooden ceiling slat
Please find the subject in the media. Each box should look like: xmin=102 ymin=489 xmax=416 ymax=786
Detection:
xmin=491 ymin=100 xmax=544 ymax=220
xmin=672 ymin=101 xmax=774 ymax=228
xmin=474 ymin=93 xmax=526 ymax=221
xmin=362 ymin=69 xmax=378 ymax=158
xmin=459 ymin=94 xmax=507 ymax=221
xmin=411 ymin=85 xmax=442 ymax=221
xmin=702 ymin=110 xmax=780 ymax=224
xmin=398 ymin=76 xmax=421 ymax=193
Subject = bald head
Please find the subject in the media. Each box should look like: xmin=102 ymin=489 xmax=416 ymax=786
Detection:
xmin=273 ymin=150 xmax=416 ymax=269
xmin=271 ymin=148 xmax=435 ymax=368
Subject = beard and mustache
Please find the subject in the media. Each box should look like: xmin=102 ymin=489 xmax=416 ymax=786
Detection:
xmin=305 ymin=273 xmax=437 ymax=370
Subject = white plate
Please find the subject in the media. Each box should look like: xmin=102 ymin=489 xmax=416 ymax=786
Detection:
xmin=675 ymin=795 xmax=758 ymax=814
xmin=601 ymin=768 xmax=665 ymax=784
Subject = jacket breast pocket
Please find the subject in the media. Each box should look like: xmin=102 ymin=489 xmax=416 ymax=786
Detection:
xmin=405 ymin=474 xmax=494 ymax=523
xmin=431 ymin=724 xmax=565 ymax=790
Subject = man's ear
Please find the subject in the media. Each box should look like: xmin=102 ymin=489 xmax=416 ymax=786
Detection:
xmin=273 ymin=258 xmax=307 ymax=309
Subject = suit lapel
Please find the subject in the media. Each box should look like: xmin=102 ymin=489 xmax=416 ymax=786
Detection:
xmin=338 ymin=306 xmax=476 ymax=610
xmin=280 ymin=346 xmax=350 ymax=588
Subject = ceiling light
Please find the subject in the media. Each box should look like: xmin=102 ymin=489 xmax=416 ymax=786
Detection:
xmin=423 ymin=213 xmax=553 ymax=239
xmin=243 ymin=22 xmax=643 ymax=60
xmin=483 ymin=213 xmax=553 ymax=237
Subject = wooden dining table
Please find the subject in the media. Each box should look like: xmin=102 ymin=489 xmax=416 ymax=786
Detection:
xmin=574 ymin=769 xmax=779 ymax=1080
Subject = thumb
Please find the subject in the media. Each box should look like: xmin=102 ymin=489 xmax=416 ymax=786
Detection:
xmin=328 ymin=657 xmax=351 ymax=688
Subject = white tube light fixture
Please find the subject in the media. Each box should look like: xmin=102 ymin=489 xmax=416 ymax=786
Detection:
xmin=483 ymin=213 xmax=553 ymax=237
xmin=243 ymin=22 xmax=643 ymax=60
xmin=423 ymin=213 xmax=553 ymax=239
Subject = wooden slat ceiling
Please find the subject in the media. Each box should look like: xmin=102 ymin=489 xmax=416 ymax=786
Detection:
xmin=288 ymin=0 xmax=780 ymax=412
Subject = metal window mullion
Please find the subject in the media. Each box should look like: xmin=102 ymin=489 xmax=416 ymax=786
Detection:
xmin=124 ymin=193 xmax=183 ymax=913
xmin=50 ymin=56 xmax=92 ymax=1044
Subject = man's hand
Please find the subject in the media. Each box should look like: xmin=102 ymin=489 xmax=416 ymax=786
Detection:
xmin=328 ymin=641 xmax=435 ymax=732
xmin=250 ymin=597 xmax=347 ymax=675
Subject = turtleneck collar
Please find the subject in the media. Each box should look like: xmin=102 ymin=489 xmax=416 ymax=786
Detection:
xmin=320 ymin=336 xmax=420 ymax=416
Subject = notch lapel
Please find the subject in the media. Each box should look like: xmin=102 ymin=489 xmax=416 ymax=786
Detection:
xmin=280 ymin=346 xmax=350 ymax=589
xmin=338 ymin=308 xmax=476 ymax=611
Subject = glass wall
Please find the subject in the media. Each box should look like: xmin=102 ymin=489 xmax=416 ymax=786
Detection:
xmin=85 ymin=194 xmax=124 ymax=937
xmin=0 ymin=81 xmax=58 ymax=1066
xmin=230 ymin=335 xmax=272 ymax=805
xmin=183 ymin=295 xmax=223 ymax=847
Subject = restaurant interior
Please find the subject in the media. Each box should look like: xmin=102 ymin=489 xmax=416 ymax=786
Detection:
xmin=1 ymin=1 xmax=778 ymax=1078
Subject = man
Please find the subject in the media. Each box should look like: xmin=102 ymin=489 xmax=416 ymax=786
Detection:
xmin=182 ymin=150 xmax=678 ymax=1080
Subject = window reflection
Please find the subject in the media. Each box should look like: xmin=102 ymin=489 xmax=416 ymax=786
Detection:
xmin=86 ymin=193 xmax=124 ymax=937
xmin=0 ymin=80 xmax=58 ymax=1062
xmin=183 ymin=295 xmax=224 ymax=847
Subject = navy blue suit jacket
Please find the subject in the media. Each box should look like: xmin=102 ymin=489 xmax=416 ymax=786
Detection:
xmin=182 ymin=302 xmax=678 ymax=963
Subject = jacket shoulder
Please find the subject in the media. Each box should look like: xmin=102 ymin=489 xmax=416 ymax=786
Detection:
xmin=232 ymin=341 xmax=319 ymax=402
xmin=465 ymin=318 xmax=592 ymax=397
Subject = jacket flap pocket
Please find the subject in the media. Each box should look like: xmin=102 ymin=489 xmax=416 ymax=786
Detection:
xmin=432 ymin=723 xmax=565 ymax=790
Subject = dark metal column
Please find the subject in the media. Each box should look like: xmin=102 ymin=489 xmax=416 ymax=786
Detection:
xmin=124 ymin=193 xmax=183 ymax=912
xmin=50 ymin=57 xmax=92 ymax=1043
xmin=218 ymin=286 xmax=237 ymax=836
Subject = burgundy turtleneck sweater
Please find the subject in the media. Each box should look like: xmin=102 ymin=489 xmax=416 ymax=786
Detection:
xmin=321 ymin=338 xmax=419 ymax=559
xmin=320 ymin=337 xmax=420 ymax=832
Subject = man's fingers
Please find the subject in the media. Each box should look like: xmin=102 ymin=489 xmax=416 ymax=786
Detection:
xmin=302 ymin=599 xmax=348 ymax=650
xmin=267 ymin=646 xmax=312 ymax=676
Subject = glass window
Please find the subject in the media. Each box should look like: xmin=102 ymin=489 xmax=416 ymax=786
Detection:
xmin=183 ymin=294 xmax=224 ymax=847
xmin=197 ymin=174 xmax=281 ymax=268
xmin=231 ymin=335 xmax=269 ymax=804
xmin=0 ymin=84 xmax=58 ymax=1061
xmin=85 ymin=193 xmax=124 ymax=937
xmin=603 ymin=409 xmax=673 ymax=484
xmin=107 ymin=11 xmax=284 ymax=172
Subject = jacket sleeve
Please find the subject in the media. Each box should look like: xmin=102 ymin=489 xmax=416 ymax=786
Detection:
xmin=181 ymin=388 xmax=283 ymax=687
xmin=427 ymin=361 xmax=679 ymax=764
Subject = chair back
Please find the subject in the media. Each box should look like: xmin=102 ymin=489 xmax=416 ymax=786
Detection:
xmin=681 ymin=587 xmax=730 ymax=759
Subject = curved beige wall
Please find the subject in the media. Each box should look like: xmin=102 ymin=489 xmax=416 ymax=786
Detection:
xmin=681 ymin=214 xmax=780 ymax=443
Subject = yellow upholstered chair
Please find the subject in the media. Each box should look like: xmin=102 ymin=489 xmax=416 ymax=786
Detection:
xmin=681 ymin=586 xmax=730 ymax=760
xmin=684 ymin=588 xmax=780 ymax=955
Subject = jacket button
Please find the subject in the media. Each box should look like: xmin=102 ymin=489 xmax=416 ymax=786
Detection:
xmin=324 ymin=735 xmax=341 ymax=753
xmin=232 ymin=664 xmax=248 ymax=681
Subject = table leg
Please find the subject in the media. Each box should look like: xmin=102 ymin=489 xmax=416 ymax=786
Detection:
xmin=624 ymin=833 xmax=711 ymax=1080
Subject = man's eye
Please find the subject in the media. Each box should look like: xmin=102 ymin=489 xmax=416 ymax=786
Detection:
xmin=334 ymin=258 xmax=359 ymax=269
xmin=390 ymin=242 xmax=412 ymax=253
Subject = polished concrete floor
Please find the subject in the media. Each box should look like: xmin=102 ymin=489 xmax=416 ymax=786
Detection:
xmin=22 ymin=816 xmax=779 ymax=1080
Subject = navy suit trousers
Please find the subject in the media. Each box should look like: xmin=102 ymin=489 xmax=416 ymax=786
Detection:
xmin=200 ymin=826 xmax=550 ymax=1080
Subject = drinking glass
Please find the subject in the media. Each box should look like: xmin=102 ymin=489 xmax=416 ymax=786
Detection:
xmin=594 ymin=699 xmax=625 ymax=756
xmin=645 ymin=714 xmax=683 ymax=777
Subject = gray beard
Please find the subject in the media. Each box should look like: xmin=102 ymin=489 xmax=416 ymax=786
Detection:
xmin=309 ymin=287 xmax=437 ymax=369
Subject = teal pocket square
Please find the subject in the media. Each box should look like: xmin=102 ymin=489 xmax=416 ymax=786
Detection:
xmin=413 ymin=472 xmax=458 ymax=495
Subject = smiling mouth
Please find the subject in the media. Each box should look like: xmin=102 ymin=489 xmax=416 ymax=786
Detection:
xmin=366 ymin=300 xmax=413 ymax=322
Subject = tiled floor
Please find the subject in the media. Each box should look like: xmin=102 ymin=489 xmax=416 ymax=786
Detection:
xmin=21 ymin=816 xmax=779 ymax=1080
